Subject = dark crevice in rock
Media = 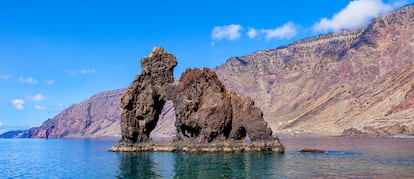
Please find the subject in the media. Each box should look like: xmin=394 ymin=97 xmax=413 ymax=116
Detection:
xmin=234 ymin=127 xmax=247 ymax=140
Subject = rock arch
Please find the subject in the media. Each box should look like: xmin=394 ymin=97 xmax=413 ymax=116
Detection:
xmin=116 ymin=47 xmax=282 ymax=152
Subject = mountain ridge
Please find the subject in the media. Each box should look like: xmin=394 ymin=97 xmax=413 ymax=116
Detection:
xmin=215 ymin=4 xmax=414 ymax=136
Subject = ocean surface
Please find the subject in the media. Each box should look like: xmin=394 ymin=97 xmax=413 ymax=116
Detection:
xmin=0 ymin=137 xmax=413 ymax=178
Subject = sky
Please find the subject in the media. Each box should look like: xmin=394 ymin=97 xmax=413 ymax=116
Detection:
xmin=0 ymin=0 xmax=413 ymax=133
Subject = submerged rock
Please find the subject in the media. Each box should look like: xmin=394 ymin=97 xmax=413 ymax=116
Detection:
xmin=299 ymin=148 xmax=325 ymax=153
xmin=112 ymin=47 xmax=284 ymax=153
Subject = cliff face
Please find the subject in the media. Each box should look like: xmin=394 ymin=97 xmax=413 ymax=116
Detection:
xmin=215 ymin=5 xmax=414 ymax=136
xmin=28 ymin=89 xmax=124 ymax=138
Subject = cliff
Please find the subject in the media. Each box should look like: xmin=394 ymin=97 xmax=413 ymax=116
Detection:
xmin=215 ymin=5 xmax=414 ymax=136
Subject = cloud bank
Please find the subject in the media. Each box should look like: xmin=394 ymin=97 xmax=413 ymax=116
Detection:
xmin=34 ymin=105 xmax=46 ymax=110
xmin=11 ymin=99 xmax=24 ymax=110
xmin=212 ymin=22 xmax=298 ymax=42
xmin=261 ymin=22 xmax=297 ymax=41
xmin=313 ymin=0 xmax=405 ymax=32
xmin=1 ymin=75 xmax=10 ymax=80
xmin=27 ymin=94 xmax=47 ymax=101
xmin=45 ymin=80 xmax=55 ymax=85
xmin=211 ymin=1 xmax=407 ymax=43
xmin=79 ymin=69 xmax=96 ymax=74
xmin=19 ymin=77 xmax=38 ymax=84
xmin=211 ymin=24 xmax=243 ymax=41
xmin=247 ymin=28 xmax=258 ymax=39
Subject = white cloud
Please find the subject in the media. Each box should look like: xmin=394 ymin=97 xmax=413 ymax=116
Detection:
xmin=19 ymin=77 xmax=38 ymax=84
xmin=45 ymin=80 xmax=55 ymax=85
xmin=79 ymin=69 xmax=96 ymax=74
xmin=34 ymin=105 xmax=46 ymax=110
xmin=261 ymin=22 xmax=297 ymax=40
xmin=313 ymin=0 xmax=405 ymax=32
xmin=0 ymin=122 xmax=3 ymax=128
xmin=247 ymin=27 xmax=258 ymax=39
xmin=211 ymin=24 xmax=243 ymax=41
xmin=11 ymin=99 xmax=24 ymax=110
xmin=27 ymin=94 xmax=47 ymax=101
xmin=1 ymin=75 xmax=10 ymax=80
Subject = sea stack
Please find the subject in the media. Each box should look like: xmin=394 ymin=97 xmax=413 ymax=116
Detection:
xmin=109 ymin=47 xmax=284 ymax=153
xmin=119 ymin=47 xmax=177 ymax=143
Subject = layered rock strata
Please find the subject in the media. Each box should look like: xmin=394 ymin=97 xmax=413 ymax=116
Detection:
xmin=110 ymin=47 xmax=284 ymax=153
xmin=215 ymin=5 xmax=414 ymax=136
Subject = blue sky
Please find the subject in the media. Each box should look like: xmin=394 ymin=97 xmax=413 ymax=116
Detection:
xmin=0 ymin=0 xmax=412 ymax=133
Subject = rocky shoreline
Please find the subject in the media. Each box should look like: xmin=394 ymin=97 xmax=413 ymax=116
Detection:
xmin=109 ymin=139 xmax=284 ymax=153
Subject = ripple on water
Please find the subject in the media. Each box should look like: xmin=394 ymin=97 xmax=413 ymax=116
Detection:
xmin=1 ymin=138 xmax=414 ymax=178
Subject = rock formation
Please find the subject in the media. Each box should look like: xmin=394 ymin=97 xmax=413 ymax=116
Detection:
xmin=172 ymin=68 xmax=273 ymax=143
xmin=110 ymin=47 xmax=284 ymax=153
xmin=120 ymin=47 xmax=177 ymax=143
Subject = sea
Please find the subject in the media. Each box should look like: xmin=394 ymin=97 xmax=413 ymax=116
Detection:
xmin=0 ymin=137 xmax=413 ymax=178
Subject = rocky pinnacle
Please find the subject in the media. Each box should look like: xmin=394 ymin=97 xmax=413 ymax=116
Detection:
xmin=120 ymin=47 xmax=177 ymax=143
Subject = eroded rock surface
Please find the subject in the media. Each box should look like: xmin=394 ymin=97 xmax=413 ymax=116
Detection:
xmin=172 ymin=68 xmax=273 ymax=143
xmin=120 ymin=47 xmax=177 ymax=143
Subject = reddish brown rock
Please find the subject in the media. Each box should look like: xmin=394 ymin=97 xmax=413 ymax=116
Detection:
xmin=172 ymin=68 xmax=273 ymax=143
xmin=228 ymin=92 xmax=273 ymax=141
xmin=120 ymin=47 xmax=177 ymax=143
xmin=172 ymin=68 xmax=233 ymax=143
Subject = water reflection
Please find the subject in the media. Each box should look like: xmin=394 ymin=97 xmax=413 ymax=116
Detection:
xmin=118 ymin=153 xmax=160 ymax=178
xmin=117 ymin=152 xmax=282 ymax=178
xmin=116 ymin=138 xmax=414 ymax=178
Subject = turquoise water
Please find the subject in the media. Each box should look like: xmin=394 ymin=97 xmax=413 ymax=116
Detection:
xmin=0 ymin=138 xmax=413 ymax=178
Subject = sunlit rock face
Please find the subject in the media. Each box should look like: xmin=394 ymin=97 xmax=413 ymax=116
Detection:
xmin=172 ymin=68 xmax=273 ymax=143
